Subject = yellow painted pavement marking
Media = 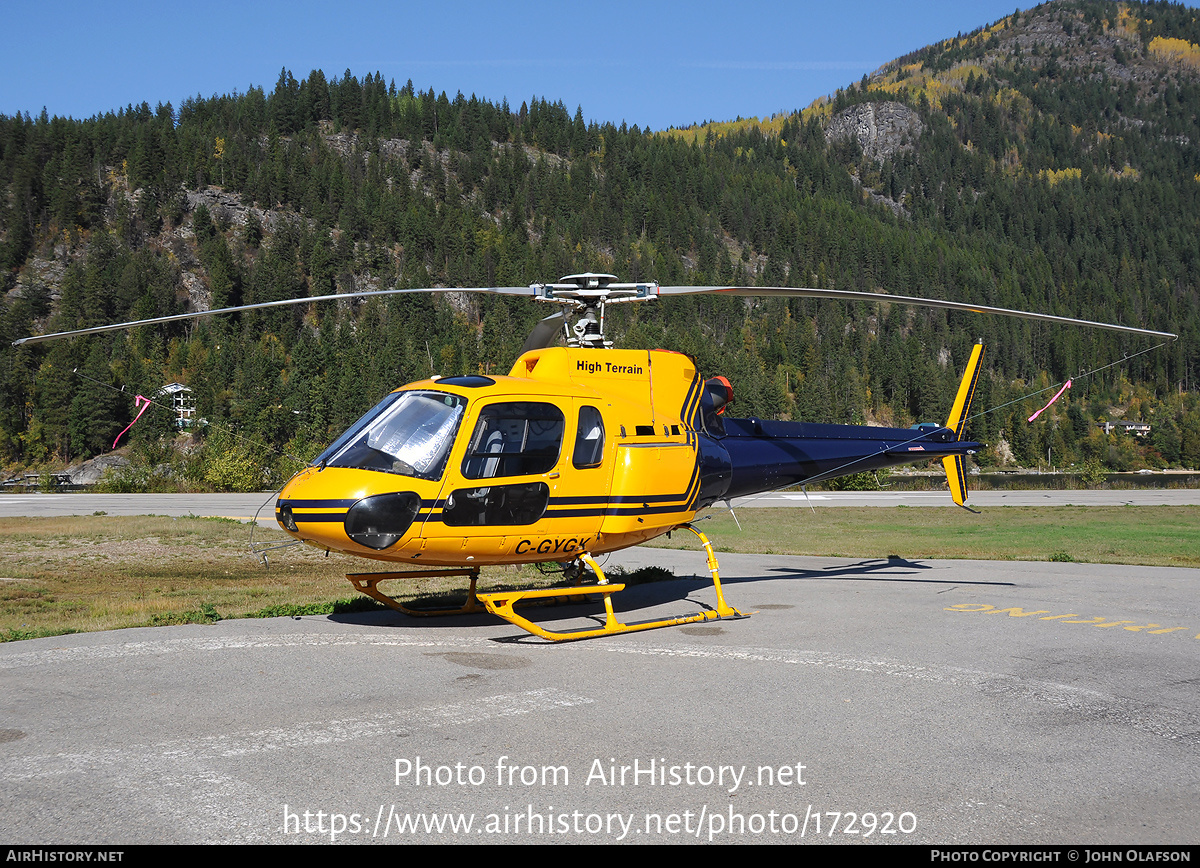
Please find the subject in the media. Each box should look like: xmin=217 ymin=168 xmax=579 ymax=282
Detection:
xmin=944 ymin=603 xmax=1198 ymax=640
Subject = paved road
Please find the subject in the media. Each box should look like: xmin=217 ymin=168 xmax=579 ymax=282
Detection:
xmin=2 ymin=488 xmax=1198 ymax=523
xmin=2 ymin=546 xmax=1198 ymax=844
xmin=733 ymin=488 xmax=1200 ymax=507
xmin=0 ymin=492 xmax=281 ymax=522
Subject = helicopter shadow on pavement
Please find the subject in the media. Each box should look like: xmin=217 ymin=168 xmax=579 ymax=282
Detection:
xmin=607 ymin=554 xmax=1017 ymax=593
xmin=323 ymin=556 xmax=1015 ymax=638
xmin=742 ymin=556 xmax=1017 ymax=588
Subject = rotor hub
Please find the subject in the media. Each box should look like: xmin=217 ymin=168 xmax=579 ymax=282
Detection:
xmin=530 ymin=273 xmax=660 ymax=349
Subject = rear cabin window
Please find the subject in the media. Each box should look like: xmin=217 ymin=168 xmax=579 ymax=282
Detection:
xmin=572 ymin=406 xmax=605 ymax=468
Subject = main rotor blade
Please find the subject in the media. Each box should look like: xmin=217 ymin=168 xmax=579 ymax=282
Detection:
xmin=11 ymin=285 xmax=536 ymax=347
xmin=656 ymin=285 xmax=1177 ymax=340
xmin=13 ymin=280 xmax=1178 ymax=346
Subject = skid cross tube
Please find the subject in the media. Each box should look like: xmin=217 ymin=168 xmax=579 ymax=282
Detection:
xmin=477 ymin=525 xmax=746 ymax=642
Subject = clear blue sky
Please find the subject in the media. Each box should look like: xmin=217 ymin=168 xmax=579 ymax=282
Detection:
xmin=2 ymin=1 xmax=1025 ymax=130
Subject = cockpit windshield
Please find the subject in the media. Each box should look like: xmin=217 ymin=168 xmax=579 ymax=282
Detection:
xmin=314 ymin=390 xmax=466 ymax=480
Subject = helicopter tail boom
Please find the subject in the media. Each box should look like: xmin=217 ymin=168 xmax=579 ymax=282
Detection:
xmin=711 ymin=420 xmax=982 ymax=502
xmin=692 ymin=343 xmax=988 ymax=506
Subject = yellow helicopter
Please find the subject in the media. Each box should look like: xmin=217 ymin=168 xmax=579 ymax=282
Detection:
xmin=14 ymin=273 xmax=1176 ymax=641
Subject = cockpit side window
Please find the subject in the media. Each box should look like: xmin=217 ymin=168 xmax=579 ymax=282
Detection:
xmin=572 ymin=406 xmax=605 ymax=469
xmin=462 ymin=402 xmax=565 ymax=479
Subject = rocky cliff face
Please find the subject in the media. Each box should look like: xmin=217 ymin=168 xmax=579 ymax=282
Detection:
xmin=823 ymin=101 xmax=924 ymax=162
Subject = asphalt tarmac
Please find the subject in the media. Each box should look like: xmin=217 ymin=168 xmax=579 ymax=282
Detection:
xmin=2 ymin=536 xmax=1198 ymax=844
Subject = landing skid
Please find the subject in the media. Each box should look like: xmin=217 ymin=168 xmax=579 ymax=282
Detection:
xmin=344 ymin=525 xmax=746 ymax=641
xmin=478 ymin=525 xmax=747 ymax=642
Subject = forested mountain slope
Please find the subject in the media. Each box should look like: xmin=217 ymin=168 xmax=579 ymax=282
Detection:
xmin=1 ymin=0 xmax=1198 ymax=484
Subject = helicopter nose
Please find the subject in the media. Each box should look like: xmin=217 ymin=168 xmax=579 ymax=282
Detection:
xmin=276 ymin=468 xmax=423 ymax=553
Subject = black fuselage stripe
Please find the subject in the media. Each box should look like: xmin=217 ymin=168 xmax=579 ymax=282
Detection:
xmin=283 ymin=512 xmax=347 ymax=522
xmin=281 ymin=492 xmax=694 ymax=507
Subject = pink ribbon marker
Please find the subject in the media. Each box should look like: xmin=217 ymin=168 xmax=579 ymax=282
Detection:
xmin=1028 ymin=379 xmax=1071 ymax=422
xmin=113 ymin=395 xmax=152 ymax=448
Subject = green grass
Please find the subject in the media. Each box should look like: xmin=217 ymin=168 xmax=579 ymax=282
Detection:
xmin=2 ymin=506 xmax=1197 ymax=641
xmin=0 ymin=515 xmax=553 ymax=641
xmin=663 ymin=505 xmax=1200 ymax=567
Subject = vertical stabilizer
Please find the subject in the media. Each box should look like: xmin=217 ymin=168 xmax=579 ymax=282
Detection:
xmin=941 ymin=341 xmax=985 ymax=506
